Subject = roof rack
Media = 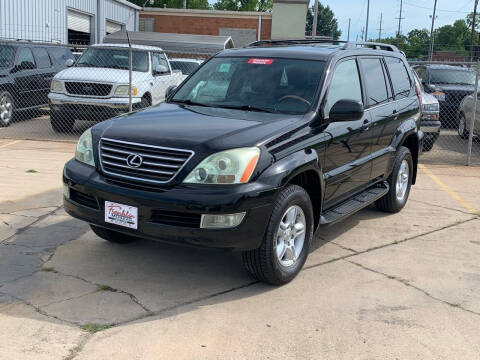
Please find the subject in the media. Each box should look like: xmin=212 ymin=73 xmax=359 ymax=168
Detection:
xmin=246 ymin=39 xmax=400 ymax=53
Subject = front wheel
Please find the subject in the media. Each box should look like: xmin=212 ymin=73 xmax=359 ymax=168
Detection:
xmin=0 ymin=91 xmax=14 ymax=127
xmin=242 ymin=185 xmax=313 ymax=285
xmin=458 ymin=113 xmax=469 ymax=139
xmin=375 ymin=146 xmax=413 ymax=213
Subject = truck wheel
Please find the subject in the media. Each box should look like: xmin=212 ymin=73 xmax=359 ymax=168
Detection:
xmin=0 ymin=91 xmax=14 ymax=127
xmin=90 ymin=225 xmax=138 ymax=244
xmin=422 ymin=137 xmax=435 ymax=152
xmin=242 ymin=185 xmax=313 ymax=285
xmin=375 ymin=146 xmax=413 ymax=213
xmin=51 ymin=111 xmax=74 ymax=133
xmin=458 ymin=113 xmax=469 ymax=139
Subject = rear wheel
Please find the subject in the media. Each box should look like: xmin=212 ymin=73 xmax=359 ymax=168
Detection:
xmin=0 ymin=91 xmax=14 ymax=127
xmin=90 ymin=225 xmax=139 ymax=244
xmin=50 ymin=110 xmax=74 ymax=133
xmin=242 ymin=185 xmax=313 ymax=285
xmin=458 ymin=113 xmax=469 ymax=139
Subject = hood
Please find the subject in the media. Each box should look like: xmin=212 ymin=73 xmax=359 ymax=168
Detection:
xmin=94 ymin=103 xmax=300 ymax=152
xmin=55 ymin=66 xmax=148 ymax=83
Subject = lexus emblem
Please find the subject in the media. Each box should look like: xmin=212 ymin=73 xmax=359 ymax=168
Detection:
xmin=126 ymin=153 xmax=143 ymax=168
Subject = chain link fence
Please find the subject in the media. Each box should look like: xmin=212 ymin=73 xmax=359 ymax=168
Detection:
xmin=0 ymin=37 xmax=479 ymax=166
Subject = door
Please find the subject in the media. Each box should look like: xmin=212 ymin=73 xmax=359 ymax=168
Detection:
xmin=358 ymin=57 xmax=397 ymax=179
xmin=322 ymin=57 xmax=375 ymax=208
xmin=13 ymin=47 xmax=38 ymax=109
xmin=32 ymin=47 xmax=55 ymax=106
xmin=151 ymin=51 xmax=173 ymax=104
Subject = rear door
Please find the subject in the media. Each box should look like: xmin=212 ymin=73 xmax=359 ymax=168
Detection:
xmin=32 ymin=47 xmax=55 ymax=106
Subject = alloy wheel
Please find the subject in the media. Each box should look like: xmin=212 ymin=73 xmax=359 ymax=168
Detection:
xmin=274 ymin=205 xmax=306 ymax=267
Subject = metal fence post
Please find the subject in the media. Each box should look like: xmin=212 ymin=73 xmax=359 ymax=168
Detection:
xmin=467 ymin=62 xmax=479 ymax=166
xmin=126 ymin=30 xmax=133 ymax=113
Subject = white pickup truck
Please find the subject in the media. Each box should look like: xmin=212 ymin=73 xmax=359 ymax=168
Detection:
xmin=48 ymin=44 xmax=182 ymax=132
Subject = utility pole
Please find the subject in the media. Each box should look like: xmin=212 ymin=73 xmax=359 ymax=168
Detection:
xmin=470 ymin=0 xmax=478 ymax=61
xmin=312 ymin=0 xmax=319 ymax=38
xmin=396 ymin=0 xmax=404 ymax=37
xmin=347 ymin=18 xmax=351 ymax=42
xmin=429 ymin=0 xmax=438 ymax=61
xmin=365 ymin=0 xmax=370 ymax=41
xmin=378 ymin=13 xmax=383 ymax=41
xmin=360 ymin=27 xmax=365 ymax=42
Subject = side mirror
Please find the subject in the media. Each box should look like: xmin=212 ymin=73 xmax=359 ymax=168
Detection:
xmin=329 ymin=99 xmax=364 ymax=122
xmin=65 ymin=58 xmax=74 ymax=67
xmin=165 ymin=85 xmax=177 ymax=100
xmin=154 ymin=64 xmax=169 ymax=75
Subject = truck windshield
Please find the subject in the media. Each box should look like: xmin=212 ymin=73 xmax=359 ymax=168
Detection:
xmin=430 ymin=69 xmax=475 ymax=85
xmin=171 ymin=57 xmax=325 ymax=115
xmin=0 ymin=46 xmax=14 ymax=68
xmin=76 ymin=47 xmax=148 ymax=72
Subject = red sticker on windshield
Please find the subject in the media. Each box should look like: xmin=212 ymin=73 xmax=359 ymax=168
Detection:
xmin=248 ymin=58 xmax=274 ymax=65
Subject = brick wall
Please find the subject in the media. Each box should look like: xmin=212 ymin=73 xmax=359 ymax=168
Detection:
xmin=140 ymin=14 xmax=272 ymax=41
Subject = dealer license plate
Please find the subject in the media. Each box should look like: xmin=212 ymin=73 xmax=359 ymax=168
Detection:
xmin=104 ymin=201 xmax=138 ymax=229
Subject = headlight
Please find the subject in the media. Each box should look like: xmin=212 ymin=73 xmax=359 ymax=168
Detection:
xmin=423 ymin=103 xmax=439 ymax=112
xmin=114 ymin=85 xmax=138 ymax=96
xmin=75 ymin=129 xmax=95 ymax=167
xmin=183 ymin=147 xmax=260 ymax=185
xmin=50 ymin=80 xmax=63 ymax=93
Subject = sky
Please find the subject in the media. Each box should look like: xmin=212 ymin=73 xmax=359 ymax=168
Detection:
xmin=311 ymin=0 xmax=476 ymax=41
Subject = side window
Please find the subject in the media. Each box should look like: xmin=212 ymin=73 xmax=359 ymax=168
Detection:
xmin=47 ymin=47 xmax=74 ymax=65
xmin=325 ymin=59 xmax=362 ymax=116
xmin=359 ymin=58 xmax=389 ymax=107
xmin=152 ymin=52 xmax=169 ymax=73
xmin=16 ymin=48 xmax=36 ymax=68
xmin=385 ymin=57 xmax=412 ymax=100
xmin=32 ymin=48 xmax=51 ymax=69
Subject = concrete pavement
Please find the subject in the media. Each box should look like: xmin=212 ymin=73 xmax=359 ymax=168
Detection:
xmin=0 ymin=140 xmax=479 ymax=359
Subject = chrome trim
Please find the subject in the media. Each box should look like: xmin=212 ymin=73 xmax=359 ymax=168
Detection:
xmin=99 ymin=137 xmax=195 ymax=185
xmin=420 ymin=125 xmax=441 ymax=133
xmin=63 ymin=80 xmax=115 ymax=98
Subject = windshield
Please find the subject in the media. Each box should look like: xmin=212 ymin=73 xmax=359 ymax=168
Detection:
xmin=76 ymin=47 xmax=149 ymax=72
xmin=429 ymin=69 xmax=475 ymax=85
xmin=170 ymin=61 xmax=200 ymax=75
xmin=0 ymin=46 xmax=14 ymax=68
xmin=171 ymin=57 xmax=325 ymax=115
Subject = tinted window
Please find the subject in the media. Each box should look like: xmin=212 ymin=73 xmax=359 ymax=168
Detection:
xmin=16 ymin=48 xmax=36 ymax=68
xmin=429 ymin=69 xmax=475 ymax=85
xmin=76 ymin=47 xmax=148 ymax=72
xmin=170 ymin=61 xmax=200 ymax=75
xmin=172 ymin=57 xmax=325 ymax=115
xmin=47 ymin=47 xmax=74 ymax=65
xmin=359 ymin=58 xmax=389 ymax=107
xmin=152 ymin=52 xmax=169 ymax=72
xmin=33 ymin=47 xmax=51 ymax=69
xmin=325 ymin=59 xmax=362 ymax=116
xmin=385 ymin=57 xmax=411 ymax=99
xmin=0 ymin=46 xmax=14 ymax=68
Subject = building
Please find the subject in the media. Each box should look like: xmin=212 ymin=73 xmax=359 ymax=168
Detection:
xmin=0 ymin=0 xmax=140 ymax=45
xmin=139 ymin=8 xmax=272 ymax=47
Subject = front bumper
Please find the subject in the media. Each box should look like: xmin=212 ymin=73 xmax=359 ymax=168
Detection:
xmin=63 ymin=159 xmax=277 ymax=251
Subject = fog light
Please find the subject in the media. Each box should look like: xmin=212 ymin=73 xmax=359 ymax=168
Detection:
xmin=200 ymin=212 xmax=246 ymax=229
xmin=63 ymin=184 xmax=70 ymax=199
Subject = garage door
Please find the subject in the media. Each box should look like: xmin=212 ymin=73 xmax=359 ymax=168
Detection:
xmin=106 ymin=20 xmax=123 ymax=35
xmin=67 ymin=10 xmax=91 ymax=33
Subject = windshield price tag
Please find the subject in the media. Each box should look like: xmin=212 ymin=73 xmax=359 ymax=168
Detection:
xmin=248 ymin=58 xmax=274 ymax=65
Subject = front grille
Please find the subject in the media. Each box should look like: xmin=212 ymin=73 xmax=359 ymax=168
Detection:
xmin=70 ymin=188 xmax=99 ymax=209
xmin=150 ymin=209 xmax=201 ymax=228
xmin=99 ymin=138 xmax=194 ymax=185
xmin=65 ymin=82 xmax=112 ymax=96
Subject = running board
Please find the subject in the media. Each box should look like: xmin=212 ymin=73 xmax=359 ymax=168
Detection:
xmin=320 ymin=182 xmax=389 ymax=226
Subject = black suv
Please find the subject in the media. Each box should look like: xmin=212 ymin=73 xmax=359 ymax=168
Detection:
xmin=63 ymin=40 xmax=422 ymax=285
xmin=0 ymin=41 xmax=74 ymax=127
xmin=413 ymin=64 xmax=475 ymax=128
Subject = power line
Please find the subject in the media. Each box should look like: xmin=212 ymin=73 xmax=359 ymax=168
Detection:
xmin=403 ymin=0 xmax=470 ymax=14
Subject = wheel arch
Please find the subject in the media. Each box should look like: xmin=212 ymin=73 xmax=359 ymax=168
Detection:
xmin=400 ymin=133 xmax=419 ymax=185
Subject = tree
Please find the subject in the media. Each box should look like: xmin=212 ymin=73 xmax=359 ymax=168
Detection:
xmin=127 ymin=0 xmax=211 ymax=10
xmin=213 ymin=0 xmax=272 ymax=12
xmin=305 ymin=3 xmax=341 ymax=39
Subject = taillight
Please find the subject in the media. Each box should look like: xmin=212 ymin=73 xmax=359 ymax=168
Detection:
xmin=415 ymin=83 xmax=423 ymax=112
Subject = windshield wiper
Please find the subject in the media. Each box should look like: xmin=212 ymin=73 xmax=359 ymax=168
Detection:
xmin=214 ymin=104 xmax=276 ymax=113
xmin=170 ymin=99 xmax=210 ymax=107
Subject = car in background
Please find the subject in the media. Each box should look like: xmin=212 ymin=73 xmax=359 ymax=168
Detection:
xmin=0 ymin=41 xmax=74 ymax=127
xmin=169 ymin=58 xmax=203 ymax=80
xmin=413 ymin=64 xmax=475 ymax=128
xmin=48 ymin=44 xmax=183 ymax=133
xmin=457 ymin=93 xmax=480 ymax=140
xmin=412 ymin=70 xmax=440 ymax=152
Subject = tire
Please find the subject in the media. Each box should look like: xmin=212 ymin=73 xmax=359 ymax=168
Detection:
xmin=422 ymin=135 xmax=437 ymax=152
xmin=90 ymin=225 xmax=138 ymax=244
xmin=0 ymin=91 xmax=14 ymax=127
xmin=375 ymin=146 xmax=413 ymax=213
xmin=242 ymin=185 xmax=314 ymax=285
xmin=458 ymin=113 xmax=469 ymax=140
xmin=50 ymin=110 xmax=74 ymax=133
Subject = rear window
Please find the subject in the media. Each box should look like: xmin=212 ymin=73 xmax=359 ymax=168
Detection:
xmin=359 ymin=58 xmax=389 ymax=107
xmin=385 ymin=57 xmax=411 ymax=99
xmin=33 ymin=47 xmax=52 ymax=69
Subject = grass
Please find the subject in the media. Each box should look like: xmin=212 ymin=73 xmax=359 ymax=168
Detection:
xmin=25 ymin=169 xmax=38 ymax=173
xmin=41 ymin=267 xmax=58 ymax=273
xmin=81 ymin=323 xmax=111 ymax=333
xmin=97 ymin=284 xmax=116 ymax=292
